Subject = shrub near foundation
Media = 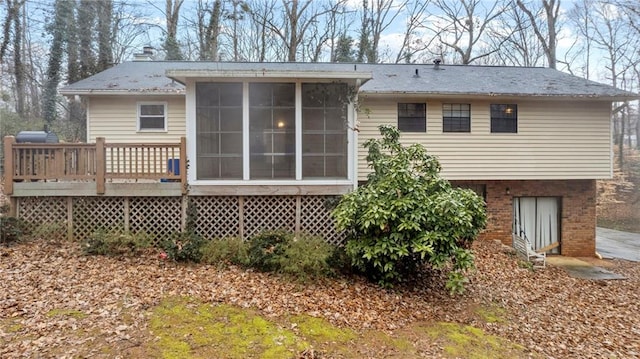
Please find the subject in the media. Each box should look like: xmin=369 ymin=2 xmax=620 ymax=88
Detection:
xmin=200 ymin=237 xmax=250 ymax=267
xmin=246 ymin=230 xmax=337 ymax=281
xmin=0 ymin=217 xmax=28 ymax=245
xmin=332 ymin=125 xmax=487 ymax=293
xmin=83 ymin=230 xmax=152 ymax=256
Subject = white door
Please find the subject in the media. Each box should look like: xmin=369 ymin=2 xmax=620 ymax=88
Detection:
xmin=513 ymin=197 xmax=560 ymax=254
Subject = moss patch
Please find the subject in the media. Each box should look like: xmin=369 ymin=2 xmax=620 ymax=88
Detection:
xmin=423 ymin=322 xmax=526 ymax=359
xmin=475 ymin=304 xmax=507 ymax=323
xmin=144 ymin=297 xmax=528 ymax=358
xmin=149 ymin=297 xmax=306 ymax=359
xmin=290 ymin=314 xmax=357 ymax=343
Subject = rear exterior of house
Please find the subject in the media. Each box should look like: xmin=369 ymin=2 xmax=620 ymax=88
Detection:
xmin=4 ymin=61 xmax=636 ymax=256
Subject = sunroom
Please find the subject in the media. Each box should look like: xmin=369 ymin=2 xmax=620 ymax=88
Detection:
xmin=168 ymin=68 xmax=371 ymax=196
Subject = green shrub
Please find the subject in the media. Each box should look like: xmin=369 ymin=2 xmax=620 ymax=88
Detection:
xmin=332 ymin=125 xmax=487 ymax=293
xmin=279 ymin=235 xmax=335 ymax=281
xmin=200 ymin=237 xmax=250 ymax=267
xmin=326 ymin=245 xmax=353 ymax=275
xmin=83 ymin=230 xmax=153 ymax=256
xmin=160 ymin=231 xmax=206 ymax=262
xmin=0 ymin=217 xmax=28 ymax=245
xmin=30 ymin=222 xmax=67 ymax=242
xmin=247 ymin=230 xmax=292 ymax=272
xmin=245 ymin=230 xmax=338 ymax=281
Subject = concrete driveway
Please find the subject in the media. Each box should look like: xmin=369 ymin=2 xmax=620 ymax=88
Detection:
xmin=596 ymin=227 xmax=640 ymax=262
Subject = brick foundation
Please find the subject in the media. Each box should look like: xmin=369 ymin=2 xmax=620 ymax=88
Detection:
xmin=452 ymin=179 xmax=596 ymax=257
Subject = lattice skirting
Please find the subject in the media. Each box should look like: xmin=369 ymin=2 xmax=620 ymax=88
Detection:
xmin=15 ymin=195 xmax=346 ymax=245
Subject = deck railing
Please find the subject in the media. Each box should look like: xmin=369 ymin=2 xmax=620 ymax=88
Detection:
xmin=3 ymin=136 xmax=187 ymax=195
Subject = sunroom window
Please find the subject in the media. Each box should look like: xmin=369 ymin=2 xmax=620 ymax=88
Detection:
xmin=249 ymin=83 xmax=296 ymax=179
xmin=194 ymin=81 xmax=351 ymax=182
xmin=196 ymin=83 xmax=243 ymax=179
xmin=302 ymin=83 xmax=348 ymax=178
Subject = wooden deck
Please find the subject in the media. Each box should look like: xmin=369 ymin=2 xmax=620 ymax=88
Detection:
xmin=3 ymin=136 xmax=187 ymax=197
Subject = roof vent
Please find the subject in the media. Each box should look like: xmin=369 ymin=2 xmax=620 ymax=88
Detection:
xmin=433 ymin=58 xmax=443 ymax=70
xmin=414 ymin=68 xmax=420 ymax=78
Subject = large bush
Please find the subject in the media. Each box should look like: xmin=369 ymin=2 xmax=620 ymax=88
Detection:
xmin=332 ymin=125 xmax=486 ymax=293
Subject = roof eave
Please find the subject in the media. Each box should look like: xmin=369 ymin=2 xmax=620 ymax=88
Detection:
xmin=59 ymin=89 xmax=186 ymax=96
xmin=360 ymin=90 xmax=639 ymax=101
xmin=166 ymin=69 xmax=373 ymax=84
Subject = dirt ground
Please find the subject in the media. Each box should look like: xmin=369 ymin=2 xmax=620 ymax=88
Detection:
xmin=1 ymin=239 xmax=639 ymax=358
xmin=598 ymin=147 xmax=640 ymax=233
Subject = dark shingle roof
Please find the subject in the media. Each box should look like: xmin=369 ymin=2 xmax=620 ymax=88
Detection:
xmin=60 ymin=61 xmax=638 ymax=100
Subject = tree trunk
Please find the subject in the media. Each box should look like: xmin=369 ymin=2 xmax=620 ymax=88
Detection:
xmin=43 ymin=0 xmax=73 ymax=126
xmin=287 ymin=0 xmax=299 ymax=62
xmin=78 ymin=0 xmax=95 ymax=78
xmin=164 ymin=0 xmax=184 ymax=60
xmin=13 ymin=0 xmax=25 ymax=117
xmin=97 ymin=0 xmax=113 ymax=71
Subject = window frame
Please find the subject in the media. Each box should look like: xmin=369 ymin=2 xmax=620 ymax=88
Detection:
xmin=195 ymin=82 xmax=244 ymax=180
xmin=301 ymin=83 xmax=349 ymax=179
xmin=397 ymin=103 xmax=427 ymax=132
xmin=490 ymin=104 xmax=518 ymax=133
xmin=442 ymin=103 xmax=471 ymax=133
xmin=190 ymin=80 xmax=354 ymax=185
xmin=137 ymin=101 xmax=168 ymax=132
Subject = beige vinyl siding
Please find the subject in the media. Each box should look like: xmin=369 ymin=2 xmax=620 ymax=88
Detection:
xmin=358 ymin=97 xmax=612 ymax=180
xmin=88 ymin=95 xmax=186 ymax=143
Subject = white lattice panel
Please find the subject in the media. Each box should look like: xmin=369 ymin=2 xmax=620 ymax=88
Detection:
xmin=17 ymin=197 xmax=67 ymax=224
xmin=243 ymin=196 xmax=296 ymax=238
xmin=17 ymin=197 xmax=68 ymax=239
xmin=72 ymin=197 xmax=125 ymax=239
xmin=191 ymin=196 xmax=240 ymax=239
xmin=130 ymin=197 xmax=182 ymax=244
xmin=300 ymin=196 xmax=346 ymax=245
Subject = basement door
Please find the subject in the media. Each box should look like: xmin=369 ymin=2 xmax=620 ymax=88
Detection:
xmin=513 ymin=197 xmax=560 ymax=254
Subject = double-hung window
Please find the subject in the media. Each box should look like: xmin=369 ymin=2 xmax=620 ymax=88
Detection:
xmin=490 ymin=104 xmax=518 ymax=133
xmin=397 ymin=103 xmax=426 ymax=132
xmin=442 ymin=103 xmax=470 ymax=132
xmin=138 ymin=102 xmax=167 ymax=131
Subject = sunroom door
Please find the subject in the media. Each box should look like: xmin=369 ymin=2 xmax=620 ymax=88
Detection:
xmin=513 ymin=197 xmax=560 ymax=254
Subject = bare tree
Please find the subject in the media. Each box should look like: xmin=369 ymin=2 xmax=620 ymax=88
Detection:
xmin=431 ymin=0 xmax=510 ymax=65
xmin=489 ymin=4 xmax=545 ymax=66
xmin=516 ymin=0 xmax=560 ymax=69
xmin=243 ymin=0 xmax=280 ymax=61
xmin=395 ymin=0 xmax=434 ymax=63
xmin=367 ymin=0 xmax=405 ymax=63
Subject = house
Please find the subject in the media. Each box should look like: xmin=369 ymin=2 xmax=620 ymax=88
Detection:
xmin=4 ymin=60 xmax=637 ymax=256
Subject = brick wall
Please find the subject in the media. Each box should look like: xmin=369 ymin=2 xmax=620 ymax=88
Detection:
xmin=452 ymin=179 xmax=597 ymax=257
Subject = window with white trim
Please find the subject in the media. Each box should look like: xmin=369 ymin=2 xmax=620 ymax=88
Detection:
xmin=442 ymin=103 xmax=470 ymax=132
xmin=138 ymin=102 xmax=167 ymax=131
